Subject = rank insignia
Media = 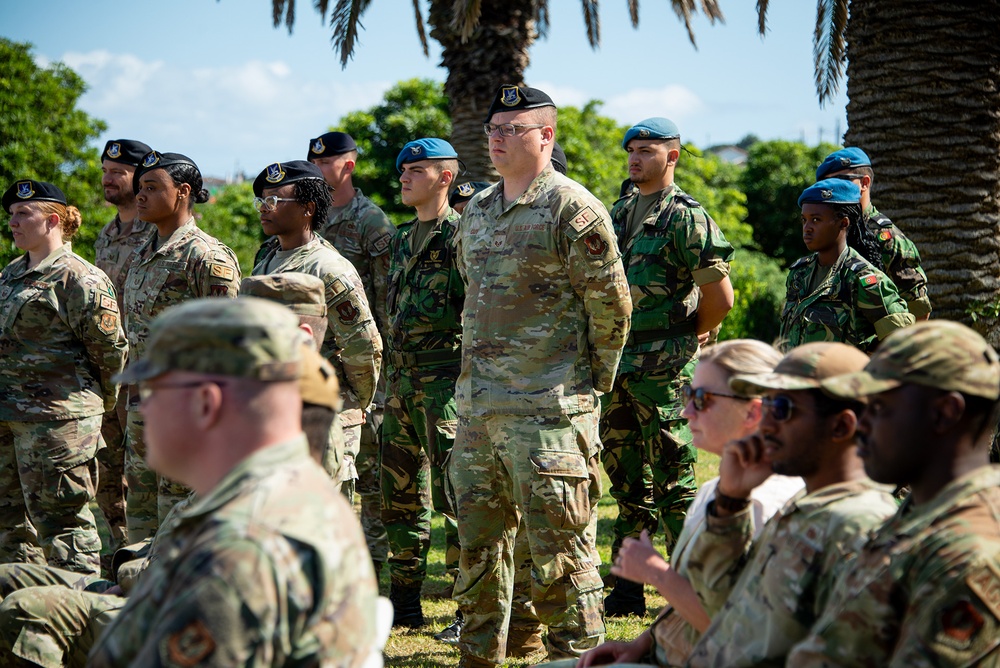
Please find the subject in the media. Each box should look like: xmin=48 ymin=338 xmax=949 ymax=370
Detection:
xmin=265 ymin=163 xmax=285 ymax=184
xmin=500 ymin=85 xmax=521 ymax=107
xmin=106 ymin=142 xmax=122 ymax=159
xmin=16 ymin=182 xmax=34 ymax=199
xmin=311 ymin=137 xmax=325 ymax=154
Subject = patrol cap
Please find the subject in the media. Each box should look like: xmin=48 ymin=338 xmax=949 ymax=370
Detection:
xmin=2 ymin=180 xmax=66 ymax=214
xmin=816 ymin=147 xmax=871 ymax=180
xmin=730 ymin=342 xmax=870 ymax=397
xmin=822 ymin=321 xmax=1000 ymax=401
xmin=252 ymin=160 xmax=326 ymax=196
xmin=299 ymin=344 xmax=341 ymax=410
xmin=797 ymin=178 xmax=862 ymax=207
xmin=485 ymin=83 xmax=555 ymax=122
xmin=115 ymin=297 xmax=305 ymax=384
xmin=132 ymin=151 xmax=199 ymax=195
xmin=102 ymin=139 xmax=152 ymax=166
xmin=396 ymin=138 xmax=460 ymax=173
xmin=239 ymin=273 xmax=327 ymax=318
xmin=551 ymin=141 xmax=568 ymax=174
xmin=621 ymin=117 xmax=680 ymax=149
xmin=449 ymin=181 xmax=492 ymax=208
xmin=307 ymin=131 xmax=357 ymax=159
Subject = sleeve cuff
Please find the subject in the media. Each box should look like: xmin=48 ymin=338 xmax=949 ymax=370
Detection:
xmin=875 ymin=312 xmax=916 ymax=339
xmin=692 ymin=262 xmax=731 ymax=287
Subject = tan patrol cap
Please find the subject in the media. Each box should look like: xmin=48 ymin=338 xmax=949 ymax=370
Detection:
xmin=240 ymin=273 xmax=327 ymax=318
xmin=730 ymin=342 xmax=870 ymax=397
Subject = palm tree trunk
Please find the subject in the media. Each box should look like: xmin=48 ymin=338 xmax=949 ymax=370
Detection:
xmin=844 ymin=0 xmax=1000 ymax=344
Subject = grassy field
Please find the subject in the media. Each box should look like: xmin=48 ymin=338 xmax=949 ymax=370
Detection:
xmin=382 ymin=451 xmax=721 ymax=667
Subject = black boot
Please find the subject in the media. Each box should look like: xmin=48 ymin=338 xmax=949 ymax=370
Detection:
xmin=390 ymin=582 xmax=425 ymax=628
xmin=603 ymin=576 xmax=645 ymax=617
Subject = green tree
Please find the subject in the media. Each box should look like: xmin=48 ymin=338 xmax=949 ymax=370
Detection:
xmin=0 ymin=38 xmax=107 ymax=267
xmin=197 ymin=182 xmax=265 ymax=277
xmin=556 ymin=101 xmax=627 ymax=206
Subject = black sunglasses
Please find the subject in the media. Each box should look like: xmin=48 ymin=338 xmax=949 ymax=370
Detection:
xmin=681 ymin=384 xmax=751 ymax=412
xmin=761 ymin=395 xmax=796 ymax=421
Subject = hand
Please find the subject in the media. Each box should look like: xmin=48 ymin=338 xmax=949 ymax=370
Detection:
xmin=717 ymin=433 xmax=773 ymax=500
xmin=610 ymin=529 xmax=669 ymax=587
xmin=576 ymin=636 xmax=651 ymax=668
xmin=698 ymin=330 xmax=711 ymax=345
xmin=102 ymin=584 xmax=124 ymax=596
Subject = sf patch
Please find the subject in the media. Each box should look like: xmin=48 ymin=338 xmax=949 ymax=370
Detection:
xmin=209 ymin=264 xmax=235 ymax=281
xmin=583 ymin=232 xmax=609 ymax=258
xmin=568 ymin=206 xmax=599 ymax=232
xmin=99 ymin=294 xmax=119 ymax=312
xmin=336 ymin=300 xmax=360 ymax=324
xmin=165 ymin=619 xmax=216 ymax=666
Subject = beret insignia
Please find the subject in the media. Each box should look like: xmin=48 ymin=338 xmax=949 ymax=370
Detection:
xmin=500 ymin=85 xmax=521 ymax=107
xmin=265 ymin=163 xmax=285 ymax=184
xmin=820 ymin=189 xmax=833 ymax=200
xmin=142 ymin=152 xmax=160 ymax=168
xmin=311 ymin=138 xmax=325 ymax=155
xmin=16 ymin=182 xmax=34 ymax=199
xmin=106 ymin=143 xmax=122 ymax=159
xmin=457 ymin=183 xmax=474 ymax=197
xmin=639 ymin=129 xmax=650 ymax=138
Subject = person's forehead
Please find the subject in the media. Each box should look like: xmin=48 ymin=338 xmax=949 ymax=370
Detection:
xmin=139 ymin=168 xmax=171 ymax=185
xmin=489 ymin=108 xmax=538 ymax=124
xmin=9 ymin=201 xmax=37 ymax=215
xmin=262 ymin=183 xmax=296 ymax=197
xmin=800 ymin=202 xmax=835 ymax=215
xmin=102 ymin=160 xmax=134 ymax=173
xmin=626 ymin=138 xmax=669 ymax=151
xmin=402 ymin=159 xmax=439 ymax=171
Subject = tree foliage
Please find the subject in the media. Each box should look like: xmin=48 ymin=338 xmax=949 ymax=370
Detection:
xmin=198 ymin=182 xmax=265 ymax=277
xmin=0 ymin=39 xmax=108 ymax=267
xmin=556 ymin=101 xmax=627 ymax=207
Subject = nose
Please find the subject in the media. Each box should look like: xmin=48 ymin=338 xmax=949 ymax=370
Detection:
xmin=680 ymin=399 xmax=695 ymax=421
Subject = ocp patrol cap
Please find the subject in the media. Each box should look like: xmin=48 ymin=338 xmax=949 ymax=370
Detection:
xmin=252 ymin=160 xmax=326 ymax=196
xmin=2 ymin=180 xmax=66 ymax=213
xmin=239 ymin=273 xmax=328 ymax=318
xmin=816 ymin=147 xmax=871 ymax=180
xmin=395 ymin=138 xmax=460 ymax=173
xmin=485 ymin=84 xmax=555 ymax=122
xmin=132 ymin=151 xmax=199 ymax=194
xmin=730 ymin=342 xmax=870 ymax=397
xmin=306 ymin=132 xmax=357 ymax=159
xmin=798 ymin=178 xmax=862 ymax=207
xmin=102 ymin=139 xmax=153 ymax=166
xmin=621 ymin=117 xmax=680 ymax=149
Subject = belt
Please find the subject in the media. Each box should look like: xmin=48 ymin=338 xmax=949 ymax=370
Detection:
xmin=627 ymin=320 xmax=698 ymax=345
xmin=387 ymin=347 xmax=461 ymax=368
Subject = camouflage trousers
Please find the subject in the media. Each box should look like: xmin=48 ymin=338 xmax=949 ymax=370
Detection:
xmin=0 ymin=416 xmax=103 ymax=576
xmin=357 ymin=406 xmax=388 ymax=564
xmin=381 ymin=370 xmax=459 ymax=587
xmin=600 ymin=366 xmax=698 ymax=560
xmin=96 ymin=389 xmax=128 ymax=575
xmin=451 ymin=412 xmax=605 ymax=665
xmin=124 ymin=410 xmax=190 ymax=543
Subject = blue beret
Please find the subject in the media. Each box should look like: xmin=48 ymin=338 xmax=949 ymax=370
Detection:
xmin=551 ymin=141 xmax=568 ymax=174
xmin=2 ymin=180 xmax=66 ymax=213
xmin=307 ymin=132 xmax=357 ymax=159
xmin=485 ymin=84 xmax=555 ymax=122
xmin=449 ymin=181 xmax=492 ymax=207
xmin=798 ymin=178 xmax=862 ymax=207
xmin=396 ymin=138 xmax=459 ymax=172
xmin=103 ymin=139 xmax=152 ymax=166
xmin=132 ymin=151 xmax=200 ymax=194
xmin=815 ymin=147 xmax=871 ymax=180
xmin=253 ymin=160 xmax=326 ymax=196
xmin=622 ymin=117 xmax=680 ymax=149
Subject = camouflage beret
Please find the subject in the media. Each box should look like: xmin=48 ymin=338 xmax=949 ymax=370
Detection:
xmin=798 ymin=178 xmax=861 ymax=207
xmin=822 ymin=320 xmax=1000 ymax=400
xmin=115 ymin=297 xmax=305 ymax=384
xmin=299 ymin=344 xmax=341 ymax=411
xmin=252 ymin=160 xmax=326 ymax=197
xmin=307 ymin=132 xmax=357 ymax=159
xmin=239 ymin=273 xmax=327 ymax=318
xmin=485 ymin=84 xmax=555 ymax=122
xmin=816 ymin=147 xmax=871 ymax=180
xmin=621 ymin=117 xmax=680 ymax=149
xmin=730 ymin=342 xmax=870 ymax=396
xmin=102 ymin=139 xmax=153 ymax=167
xmin=2 ymin=180 xmax=66 ymax=214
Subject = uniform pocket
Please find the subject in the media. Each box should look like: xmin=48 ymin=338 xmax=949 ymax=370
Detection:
xmin=529 ymin=449 xmax=591 ymax=530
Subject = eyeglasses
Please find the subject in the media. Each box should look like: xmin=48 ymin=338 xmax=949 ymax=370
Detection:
xmin=483 ymin=123 xmax=546 ymax=137
xmin=252 ymin=196 xmax=297 ymax=213
xmin=681 ymin=384 xmax=751 ymax=412
xmin=829 ymin=173 xmax=865 ymax=182
xmin=138 ymin=380 xmax=226 ymax=404
xmin=761 ymin=395 xmax=796 ymax=421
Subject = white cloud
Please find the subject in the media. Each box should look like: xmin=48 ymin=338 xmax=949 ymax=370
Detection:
xmin=602 ymin=85 xmax=705 ymax=125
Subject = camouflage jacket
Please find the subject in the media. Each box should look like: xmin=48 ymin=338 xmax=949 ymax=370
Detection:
xmin=385 ymin=208 xmax=463 ymax=376
xmin=87 ymin=436 xmax=379 ymax=667
xmin=94 ymin=214 xmax=155 ymax=306
xmin=0 ymin=243 xmax=127 ymax=421
xmin=611 ymin=184 xmax=734 ymax=374
xmin=316 ymin=188 xmax=394 ymax=336
xmin=254 ymin=234 xmax=382 ymax=427
xmin=789 ymin=466 xmax=1000 ymax=667
xmin=779 ymin=246 xmax=914 ymax=353
xmin=865 ymin=204 xmax=932 ymax=318
xmin=455 ymin=167 xmax=632 ymax=417
xmin=683 ymin=479 xmax=897 ymax=667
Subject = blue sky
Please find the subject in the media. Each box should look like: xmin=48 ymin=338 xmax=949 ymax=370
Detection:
xmin=5 ymin=0 xmax=848 ymax=179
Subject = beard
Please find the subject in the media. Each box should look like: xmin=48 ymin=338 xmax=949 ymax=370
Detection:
xmin=104 ymin=189 xmax=134 ymax=207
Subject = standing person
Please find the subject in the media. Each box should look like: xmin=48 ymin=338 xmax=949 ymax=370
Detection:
xmin=680 ymin=342 xmax=898 ymax=666
xmin=381 ymin=138 xmax=464 ymax=630
xmin=449 ymin=181 xmax=492 ymax=215
xmin=307 ymin=130 xmax=392 ymax=570
xmin=790 ymin=320 xmax=1000 ymax=665
xmin=250 ymin=161 xmax=382 ymax=522
xmin=601 ymin=117 xmax=735 ymax=617
xmin=0 ymin=180 xmax=127 ymax=576
xmin=452 ymin=83 xmax=632 ymax=667
xmin=93 ymin=138 xmax=152 ymax=573
xmin=122 ymin=151 xmax=241 ymax=542
xmin=779 ymin=178 xmax=913 ymax=353
xmin=816 ymin=147 xmax=932 ymax=320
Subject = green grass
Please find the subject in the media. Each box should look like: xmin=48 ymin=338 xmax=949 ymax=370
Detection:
xmin=382 ymin=451 xmax=721 ymax=667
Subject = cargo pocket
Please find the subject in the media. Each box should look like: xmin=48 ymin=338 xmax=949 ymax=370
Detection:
xmin=529 ymin=449 xmax=591 ymax=530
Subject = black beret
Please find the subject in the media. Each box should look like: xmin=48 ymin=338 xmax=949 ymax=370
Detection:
xmin=132 ymin=151 xmax=199 ymax=194
xmin=551 ymin=142 xmax=568 ymax=174
xmin=449 ymin=181 xmax=492 ymax=208
xmin=253 ymin=160 xmax=327 ymax=196
xmin=306 ymin=132 xmax=358 ymax=159
xmin=485 ymin=84 xmax=555 ymax=122
xmin=102 ymin=139 xmax=153 ymax=166
xmin=3 ymin=180 xmax=67 ymax=214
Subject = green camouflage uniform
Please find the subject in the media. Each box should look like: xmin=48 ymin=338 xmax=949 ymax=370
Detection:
xmin=87 ymin=436 xmax=379 ymax=667
xmin=603 ymin=184 xmax=734 ymax=557
xmin=779 ymin=246 xmax=914 ymax=353
xmin=0 ymin=243 xmax=127 ymax=576
xmin=682 ymin=480 xmax=897 ymax=667
xmin=381 ymin=208 xmax=463 ymax=588
xmin=93 ymin=213 xmax=154 ymax=572
xmin=121 ymin=220 xmax=240 ymax=541
xmin=452 ymin=168 xmax=632 ymax=664
xmin=316 ymin=189 xmax=393 ymax=567
xmin=789 ymin=465 xmax=1000 ymax=667
xmin=865 ymin=204 xmax=932 ymax=318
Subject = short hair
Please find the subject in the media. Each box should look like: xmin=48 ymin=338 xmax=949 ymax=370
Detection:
xmin=697 ymin=339 xmax=783 ymax=396
xmin=431 ymin=159 xmax=459 ymax=180
xmin=293 ymin=179 xmax=333 ymax=231
xmin=812 ymin=388 xmax=865 ymax=420
xmin=525 ymin=106 xmax=557 ymax=131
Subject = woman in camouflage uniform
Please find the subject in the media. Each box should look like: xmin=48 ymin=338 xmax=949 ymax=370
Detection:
xmin=0 ymin=180 xmax=127 ymax=575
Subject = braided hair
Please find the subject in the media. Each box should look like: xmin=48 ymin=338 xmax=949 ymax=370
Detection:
xmin=835 ymin=202 xmax=884 ymax=270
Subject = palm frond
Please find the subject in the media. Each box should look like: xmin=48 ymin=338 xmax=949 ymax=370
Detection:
xmin=313 ymin=0 xmax=332 ymax=23
xmin=412 ymin=0 xmax=429 ymax=56
xmin=271 ymin=0 xmax=295 ymax=32
xmin=813 ymin=0 xmax=848 ymax=105
xmin=627 ymin=0 xmax=639 ymax=28
xmin=581 ymin=0 xmax=600 ymax=47
xmin=535 ymin=1 xmax=551 ymax=41
xmin=329 ymin=0 xmax=374 ymax=67
xmin=755 ymin=0 xmax=770 ymax=35
xmin=452 ymin=0 xmax=483 ymax=43
xmin=668 ymin=0 xmax=724 ymax=49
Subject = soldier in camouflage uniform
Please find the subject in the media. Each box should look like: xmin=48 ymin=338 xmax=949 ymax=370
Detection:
xmin=250 ymin=161 xmax=382 ymax=519
xmin=678 ymin=342 xmax=897 ymax=667
xmin=788 ymin=321 xmax=1000 ymax=666
xmin=83 ymin=297 xmax=380 ymax=666
xmin=452 ymin=84 xmax=632 ymax=668
xmin=816 ymin=146 xmax=932 ymax=319
xmin=779 ymin=179 xmax=914 ymax=353
xmin=0 ymin=180 xmax=128 ymax=576
xmin=307 ymin=131 xmax=392 ymax=570
xmin=381 ymin=138 xmax=464 ymax=630
xmin=601 ymin=117 xmax=735 ymax=617
xmin=122 ymin=152 xmax=241 ymax=542
xmin=93 ymin=138 xmax=153 ymax=573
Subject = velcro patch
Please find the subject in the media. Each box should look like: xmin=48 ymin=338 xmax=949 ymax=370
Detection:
xmin=568 ymin=206 xmax=599 ymax=232
xmin=861 ymin=274 xmax=878 ymax=286
xmin=208 ymin=285 xmax=230 ymax=297
xmin=209 ymin=264 xmax=235 ymax=280
xmin=336 ymin=300 xmax=360 ymax=324
xmin=99 ymin=294 xmax=118 ymax=312
xmin=583 ymin=232 xmax=609 ymax=258
xmin=879 ymin=229 xmax=892 ymax=242
xmin=98 ymin=313 xmax=118 ymax=335
xmin=372 ymin=233 xmax=392 ymax=255
xmin=167 ymin=619 xmax=216 ymax=666
xmin=967 ymin=560 xmax=1000 ymax=620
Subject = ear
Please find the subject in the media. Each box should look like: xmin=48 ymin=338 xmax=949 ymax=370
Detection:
xmin=298 ymin=322 xmax=315 ymax=340
xmin=46 ymin=214 xmax=61 ymax=231
xmin=191 ymin=382 xmax=224 ymax=430
xmin=931 ymin=391 xmax=965 ymax=434
xmin=440 ymin=169 xmax=455 ymax=186
xmin=667 ymin=148 xmax=681 ymax=165
xmin=176 ymin=182 xmax=193 ymax=200
xmin=860 ymin=174 xmax=873 ymax=192
xmin=343 ymin=159 xmax=357 ymax=175
xmin=303 ymin=201 xmax=316 ymax=217
xmin=540 ymin=126 xmax=555 ymax=144
xmin=830 ymin=407 xmax=859 ymax=442
xmin=744 ymin=398 xmax=763 ymax=431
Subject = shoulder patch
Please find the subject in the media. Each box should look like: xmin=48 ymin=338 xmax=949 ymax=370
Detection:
xmin=790 ymin=255 xmax=814 ymax=269
xmin=208 ymin=285 xmax=230 ymax=297
xmin=675 ymin=192 xmax=701 ymax=208
xmin=166 ymin=619 xmax=216 ymax=667
xmin=939 ymin=599 xmax=985 ymax=643
xmin=335 ymin=300 xmax=360 ymax=325
xmin=879 ymin=229 xmax=892 ymax=242
xmin=582 ymin=232 xmax=609 ymax=258
xmin=209 ymin=264 xmax=235 ymax=281
xmin=967 ymin=560 xmax=1000 ymax=620
xmin=567 ymin=206 xmax=599 ymax=232
xmin=99 ymin=294 xmax=119 ymax=313
xmin=98 ymin=313 xmax=119 ymax=336
xmin=860 ymin=274 xmax=879 ymax=287
xmin=372 ymin=233 xmax=392 ymax=255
